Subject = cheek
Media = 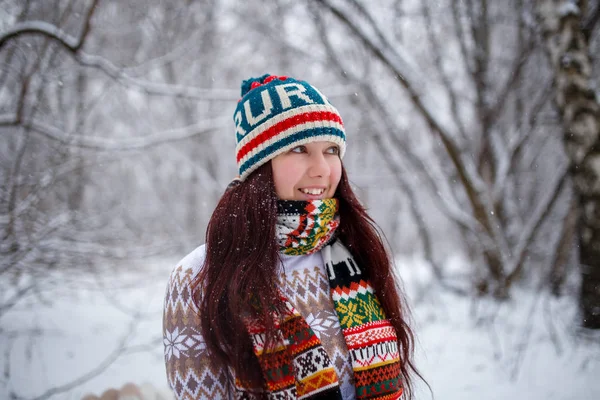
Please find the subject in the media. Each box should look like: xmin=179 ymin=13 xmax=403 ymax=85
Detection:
xmin=272 ymin=169 xmax=287 ymax=197
xmin=275 ymin=175 xmax=294 ymax=197
xmin=330 ymin=159 xmax=342 ymax=191
xmin=272 ymin=158 xmax=302 ymax=198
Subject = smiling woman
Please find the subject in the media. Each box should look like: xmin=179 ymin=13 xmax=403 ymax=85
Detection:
xmin=271 ymin=141 xmax=342 ymax=201
xmin=162 ymin=75 xmax=422 ymax=400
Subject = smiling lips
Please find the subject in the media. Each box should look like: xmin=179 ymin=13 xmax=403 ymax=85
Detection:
xmin=299 ymin=187 xmax=326 ymax=198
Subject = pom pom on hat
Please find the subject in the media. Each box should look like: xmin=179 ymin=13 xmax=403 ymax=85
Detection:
xmin=240 ymin=74 xmax=291 ymax=97
xmin=240 ymin=74 xmax=269 ymax=97
xmin=233 ymin=74 xmax=346 ymax=181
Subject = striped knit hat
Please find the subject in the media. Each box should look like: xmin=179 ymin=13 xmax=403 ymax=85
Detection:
xmin=234 ymin=74 xmax=346 ymax=181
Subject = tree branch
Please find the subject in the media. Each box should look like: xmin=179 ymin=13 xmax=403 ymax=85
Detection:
xmin=422 ymin=0 xmax=469 ymax=143
xmin=492 ymin=81 xmax=554 ymax=200
xmin=76 ymin=0 xmax=99 ymax=52
xmin=0 ymin=0 xmax=99 ymax=52
xmin=10 ymin=314 xmax=140 ymax=400
xmin=505 ymin=166 xmax=570 ymax=283
xmin=0 ymin=21 xmax=79 ymax=50
xmin=0 ymin=115 xmax=229 ymax=151
xmin=0 ymin=282 xmax=36 ymax=319
xmin=583 ymin=1 xmax=600 ymax=35
xmin=314 ymin=0 xmax=504 ymax=268
xmin=0 ymin=2 xmax=242 ymax=103
xmin=310 ymin=5 xmax=486 ymax=237
xmin=74 ymin=51 xmax=240 ymax=100
xmin=486 ymin=38 xmax=536 ymax=128
xmin=451 ymin=0 xmax=475 ymax=77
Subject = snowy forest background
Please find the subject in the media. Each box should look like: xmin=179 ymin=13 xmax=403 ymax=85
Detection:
xmin=1 ymin=0 xmax=600 ymax=399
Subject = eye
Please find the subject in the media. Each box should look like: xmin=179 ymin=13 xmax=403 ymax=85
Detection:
xmin=325 ymin=146 xmax=340 ymax=155
xmin=290 ymin=145 xmax=306 ymax=154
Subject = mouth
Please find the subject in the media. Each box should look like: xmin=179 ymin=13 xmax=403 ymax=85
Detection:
xmin=298 ymin=187 xmax=327 ymax=199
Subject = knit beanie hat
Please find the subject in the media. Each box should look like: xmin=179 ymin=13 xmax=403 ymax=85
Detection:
xmin=234 ymin=74 xmax=346 ymax=181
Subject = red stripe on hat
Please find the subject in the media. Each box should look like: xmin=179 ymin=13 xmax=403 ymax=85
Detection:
xmin=236 ymin=110 xmax=343 ymax=163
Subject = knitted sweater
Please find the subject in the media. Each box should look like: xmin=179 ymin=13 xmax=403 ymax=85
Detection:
xmin=163 ymin=245 xmax=357 ymax=400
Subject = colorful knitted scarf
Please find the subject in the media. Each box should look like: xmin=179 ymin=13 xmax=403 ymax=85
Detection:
xmin=245 ymin=199 xmax=403 ymax=399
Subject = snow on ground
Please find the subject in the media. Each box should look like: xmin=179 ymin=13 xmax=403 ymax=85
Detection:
xmin=1 ymin=257 xmax=177 ymax=400
xmin=2 ymin=253 xmax=599 ymax=400
xmin=397 ymin=254 xmax=600 ymax=400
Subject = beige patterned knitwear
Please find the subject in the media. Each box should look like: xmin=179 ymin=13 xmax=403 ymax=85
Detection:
xmin=163 ymin=245 xmax=356 ymax=400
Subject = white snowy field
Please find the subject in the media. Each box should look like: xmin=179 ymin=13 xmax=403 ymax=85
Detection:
xmin=398 ymin=255 xmax=600 ymax=400
xmin=2 ymin=253 xmax=599 ymax=400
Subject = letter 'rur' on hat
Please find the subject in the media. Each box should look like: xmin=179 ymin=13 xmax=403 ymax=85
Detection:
xmin=233 ymin=74 xmax=346 ymax=181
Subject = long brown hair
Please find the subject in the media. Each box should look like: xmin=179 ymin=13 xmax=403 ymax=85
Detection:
xmin=192 ymin=162 xmax=420 ymax=398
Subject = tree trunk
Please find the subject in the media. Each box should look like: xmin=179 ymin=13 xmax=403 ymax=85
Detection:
xmin=549 ymin=196 xmax=577 ymax=295
xmin=537 ymin=0 xmax=600 ymax=328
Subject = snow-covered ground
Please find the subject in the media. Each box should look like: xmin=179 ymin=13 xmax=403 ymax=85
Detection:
xmin=2 ymin=253 xmax=599 ymax=400
xmin=398 ymin=254 xmax=600 ymax=400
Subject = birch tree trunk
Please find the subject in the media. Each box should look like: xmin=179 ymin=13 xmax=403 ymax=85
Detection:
xmin=537 ymin=0 xmax=600 ymax=329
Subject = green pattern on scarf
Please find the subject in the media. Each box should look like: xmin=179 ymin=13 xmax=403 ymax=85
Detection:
xmin=333 ymin=290 xmax=386 ymax=329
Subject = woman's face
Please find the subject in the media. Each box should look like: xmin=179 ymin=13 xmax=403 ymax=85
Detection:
xmin=271 ymin=141 xmax=342 ymax=201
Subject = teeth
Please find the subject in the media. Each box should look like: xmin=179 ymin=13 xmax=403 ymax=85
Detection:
xmin=301 ymin=188 xmax=325 ymax=195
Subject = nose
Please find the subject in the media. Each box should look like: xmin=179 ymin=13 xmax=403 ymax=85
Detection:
xmin=308 ymin=151 xmax=330 ymax=178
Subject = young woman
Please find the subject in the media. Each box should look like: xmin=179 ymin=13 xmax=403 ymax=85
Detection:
xmin=163 ymin=75 xmax=419 ymax=399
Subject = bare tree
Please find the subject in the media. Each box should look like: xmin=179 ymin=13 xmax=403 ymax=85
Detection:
xmin=0 ymin=1 xmax=235 ymax=397
xmin=536 ymin=0 xmax=600 ymax=329
xmin=306 ymin=0 xmax=575 ymax=300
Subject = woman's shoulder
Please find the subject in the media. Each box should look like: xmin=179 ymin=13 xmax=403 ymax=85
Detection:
xmin=164 ymin=244 xmax=206 ymax=315
xmin=168 ymin=244 xmax=207 ymax=285
xmin=177 ymin=243 xmax=206 ymax=272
